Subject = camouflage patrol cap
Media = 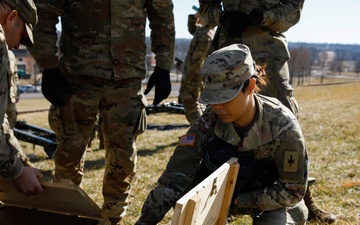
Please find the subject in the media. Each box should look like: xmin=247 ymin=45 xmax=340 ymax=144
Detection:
xmin=2 ymin=0 xmax=38 ymax=46
xmin=199 ymin=44 xmax=256 ymax=104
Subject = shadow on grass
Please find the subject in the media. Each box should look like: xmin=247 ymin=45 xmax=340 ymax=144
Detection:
xmin=137 ymin=140 xmax=178 ymax=157
xmin=27 ymin=153 xmax=50 ymax=163
xmin=84 ymin=158 xmax=105 ymax=171
xmin=146 ymin=123 xmax=189 ymax=130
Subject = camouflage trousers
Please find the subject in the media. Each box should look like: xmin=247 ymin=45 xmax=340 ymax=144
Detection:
xmin=179 ymin=73 xmax=206 ymax=125
xmin=49 ymin=76 xmax=147 ymax=220
xmin=251 ymin=199 xmax=308 ymax=225
xmin=256 ymin=57 xmax=299 ymax=118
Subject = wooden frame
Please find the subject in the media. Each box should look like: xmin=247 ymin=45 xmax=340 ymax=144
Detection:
xmin=171 ymin=157 xmax=239 ymax=225
xmin=0 ymin=178 xmax=104 ymax=225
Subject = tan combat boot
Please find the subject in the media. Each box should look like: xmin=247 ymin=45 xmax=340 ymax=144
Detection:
xmin=304 ymin=186 xmax=336 ymax=224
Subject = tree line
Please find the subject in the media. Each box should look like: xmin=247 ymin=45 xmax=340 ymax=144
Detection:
xmin=146 ymin=38 xmax=360 ymax=85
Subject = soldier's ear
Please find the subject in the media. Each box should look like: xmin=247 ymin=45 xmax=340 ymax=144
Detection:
xmin=5 ymin=10 xmax=18 ymax=26
xmin=248 ymin=78 xmax=256 ymax=93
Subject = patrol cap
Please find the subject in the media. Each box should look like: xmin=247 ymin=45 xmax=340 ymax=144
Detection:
xmin=2 ymin=0 xmax=38 ymax=46
xmin=199 ymin=44 xmax=256 ymax=104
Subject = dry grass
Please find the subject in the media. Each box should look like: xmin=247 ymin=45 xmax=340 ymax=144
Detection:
xmin=16 ymin=78 xmax=360 ymax=225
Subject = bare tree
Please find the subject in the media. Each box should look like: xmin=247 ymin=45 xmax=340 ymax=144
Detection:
xmin=355 ymin=58 xmax=360 ymax=77
xmin=289 ymin=46 xmax=312 ymax=86
xmin=319 ymin=51 xmax=328 ymax=84
xmin=331 ymin=56 xmax=343 ymax=75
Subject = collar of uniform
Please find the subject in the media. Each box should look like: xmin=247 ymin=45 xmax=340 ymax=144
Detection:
xmin=214 ymin=95 xmax=271 ymax=149
xmin=214 ymin=119 xmax=241 ymax=146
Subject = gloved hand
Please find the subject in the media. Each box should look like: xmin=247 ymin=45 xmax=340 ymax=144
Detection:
xmin=144 ymin=66 xmax=171 ymax=105
xmin=41 ymin=68 xmax=72 ymax=106
xmin=219 ymin=11 xmax=249 ymax=36
xmin=247 ymin=8 xmax=265 ymax=26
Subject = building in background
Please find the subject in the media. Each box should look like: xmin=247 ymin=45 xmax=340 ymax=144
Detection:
xmin=12 ymin=46 xmax=39 ymax=80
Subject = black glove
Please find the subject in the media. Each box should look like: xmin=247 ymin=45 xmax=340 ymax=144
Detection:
xmin=41 ymin=68 xmax=72 ymax=106
xmin=219 ymin=11 xmax=249 ymax=36
xmin=247 ymin=8 xmax=264 ymax=26
xmin=144 ymin=66 xmax=171 ymax=105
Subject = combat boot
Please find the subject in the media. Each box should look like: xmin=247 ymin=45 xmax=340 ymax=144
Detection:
xmin=304 ymin=186 xmax=336 ymax=224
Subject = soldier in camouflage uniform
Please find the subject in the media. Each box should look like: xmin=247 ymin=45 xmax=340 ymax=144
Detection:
xmin=0 ymin=0 xmax=43 ymax=195
xmin=179 ymin=12 xmax=215 ymax=124
xmin=6 ymin=50 xmax=19 ymax=129
xmin=136 ymin=44 xmax=309 ymax=224
xmin=199 ymin=0 xmax=301 ymax=117
xmin=27 ymin=1 xmax=175 ymax=224
xmin=198 ymin=1 xmax=336 ymax=223
xmin=4 ymin=50 xmax=33 ymax=167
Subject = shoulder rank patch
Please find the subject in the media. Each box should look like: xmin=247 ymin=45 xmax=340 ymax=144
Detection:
xmin=283 ymin=151 xmax=299 ymax=172
xmin=178 ymin=134 xmax=196 ymax=146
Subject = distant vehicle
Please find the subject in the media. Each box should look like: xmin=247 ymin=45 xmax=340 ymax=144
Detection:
xmin=17 ymin=70 xmax=31 ymax=79
xmin=19 ymin=84 xmax=40 ymax=93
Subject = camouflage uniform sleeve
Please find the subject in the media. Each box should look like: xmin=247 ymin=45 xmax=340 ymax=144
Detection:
xmin=136 ymin=125 xmax=204 ymax=224
xmin=146 ymin=0 xmax=175 ymax=72
xmin=0 ymin=33 xmax=23 ymax=179
xmin=261 ymin=0 xmax=305 ymax=33
xmin=183 ymin=27 xmax=213 ymax=83
xmin=0 ymin=117 xmax=24 ymax=179
xmin=198 ymin=0 xmax=223 ymax=27
xmin=236 ymin=120 xmax=308 ymax=211
xmin=27 ymin=0 xmax=65 ymax=70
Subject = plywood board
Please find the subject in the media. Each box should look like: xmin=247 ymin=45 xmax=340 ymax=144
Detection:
xmin=0 ymin=178 xmax=103 ymax=221
xmin=0 ymin=206 xmax=98 ymax=225
xmin=171 ymin=157 xmax=239 ymax=225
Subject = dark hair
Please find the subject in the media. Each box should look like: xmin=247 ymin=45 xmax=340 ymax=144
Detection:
xmin=242 ymin=65 xmax=267 ymax=93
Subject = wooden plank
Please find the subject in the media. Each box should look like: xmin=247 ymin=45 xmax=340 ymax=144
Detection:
xmin=171 ymin=157 xmax=239 ymax=225
xmin=183 ymin=194 xmax=201 ymax=225
xmin=217 ymin=158 xmax=239 ymax=225
xmin=0 ymin=178 xmax=104 ymax=221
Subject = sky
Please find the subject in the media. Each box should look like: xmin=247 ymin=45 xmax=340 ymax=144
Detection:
xmin=147 ymin=0 xmax=360 ymax=45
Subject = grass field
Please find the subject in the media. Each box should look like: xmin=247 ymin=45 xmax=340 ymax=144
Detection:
xmin=16 ymin=77 xmax=360 ymax=225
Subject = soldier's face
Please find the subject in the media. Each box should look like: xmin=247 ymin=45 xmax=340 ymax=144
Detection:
xmin=210 ymin=78 xmax=256 ymax=126
xmin=3 ymin=10 xmax=26 ymax=49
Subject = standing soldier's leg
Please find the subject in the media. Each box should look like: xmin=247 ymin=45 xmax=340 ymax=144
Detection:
xmin=256 ymin=58 xmax=299 ymax=117
xmin=49 ymin=76 xmax=101 ymax=185
xmin=97 ymin=115 xmax=104 ymax=149
xmin=100 ymin=78 xmax=146 ymax=224
xmin=179 ymin=70 xmax=204 ymax=125
xmin=87 ymin=113 xmax=99 ymax=150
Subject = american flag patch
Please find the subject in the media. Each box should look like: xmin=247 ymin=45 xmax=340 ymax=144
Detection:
xmin=178 ymin=134 xmax=196 ymax=146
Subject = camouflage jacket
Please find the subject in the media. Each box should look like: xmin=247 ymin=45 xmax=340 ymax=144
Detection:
xmin=8 ymin=50 xmax=19 ymax=104
xmin=0 ymin=25 xmax=23 ymax=179
xmin=181 ymin=25 xmax=214 ymax=86
xmin=199 ymin=0 xmax=304 ymax=59
xmin=27 ymin=0 xmax=175 ymax=80
xmin=136 ymin=94 xmax=308 ymax=224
